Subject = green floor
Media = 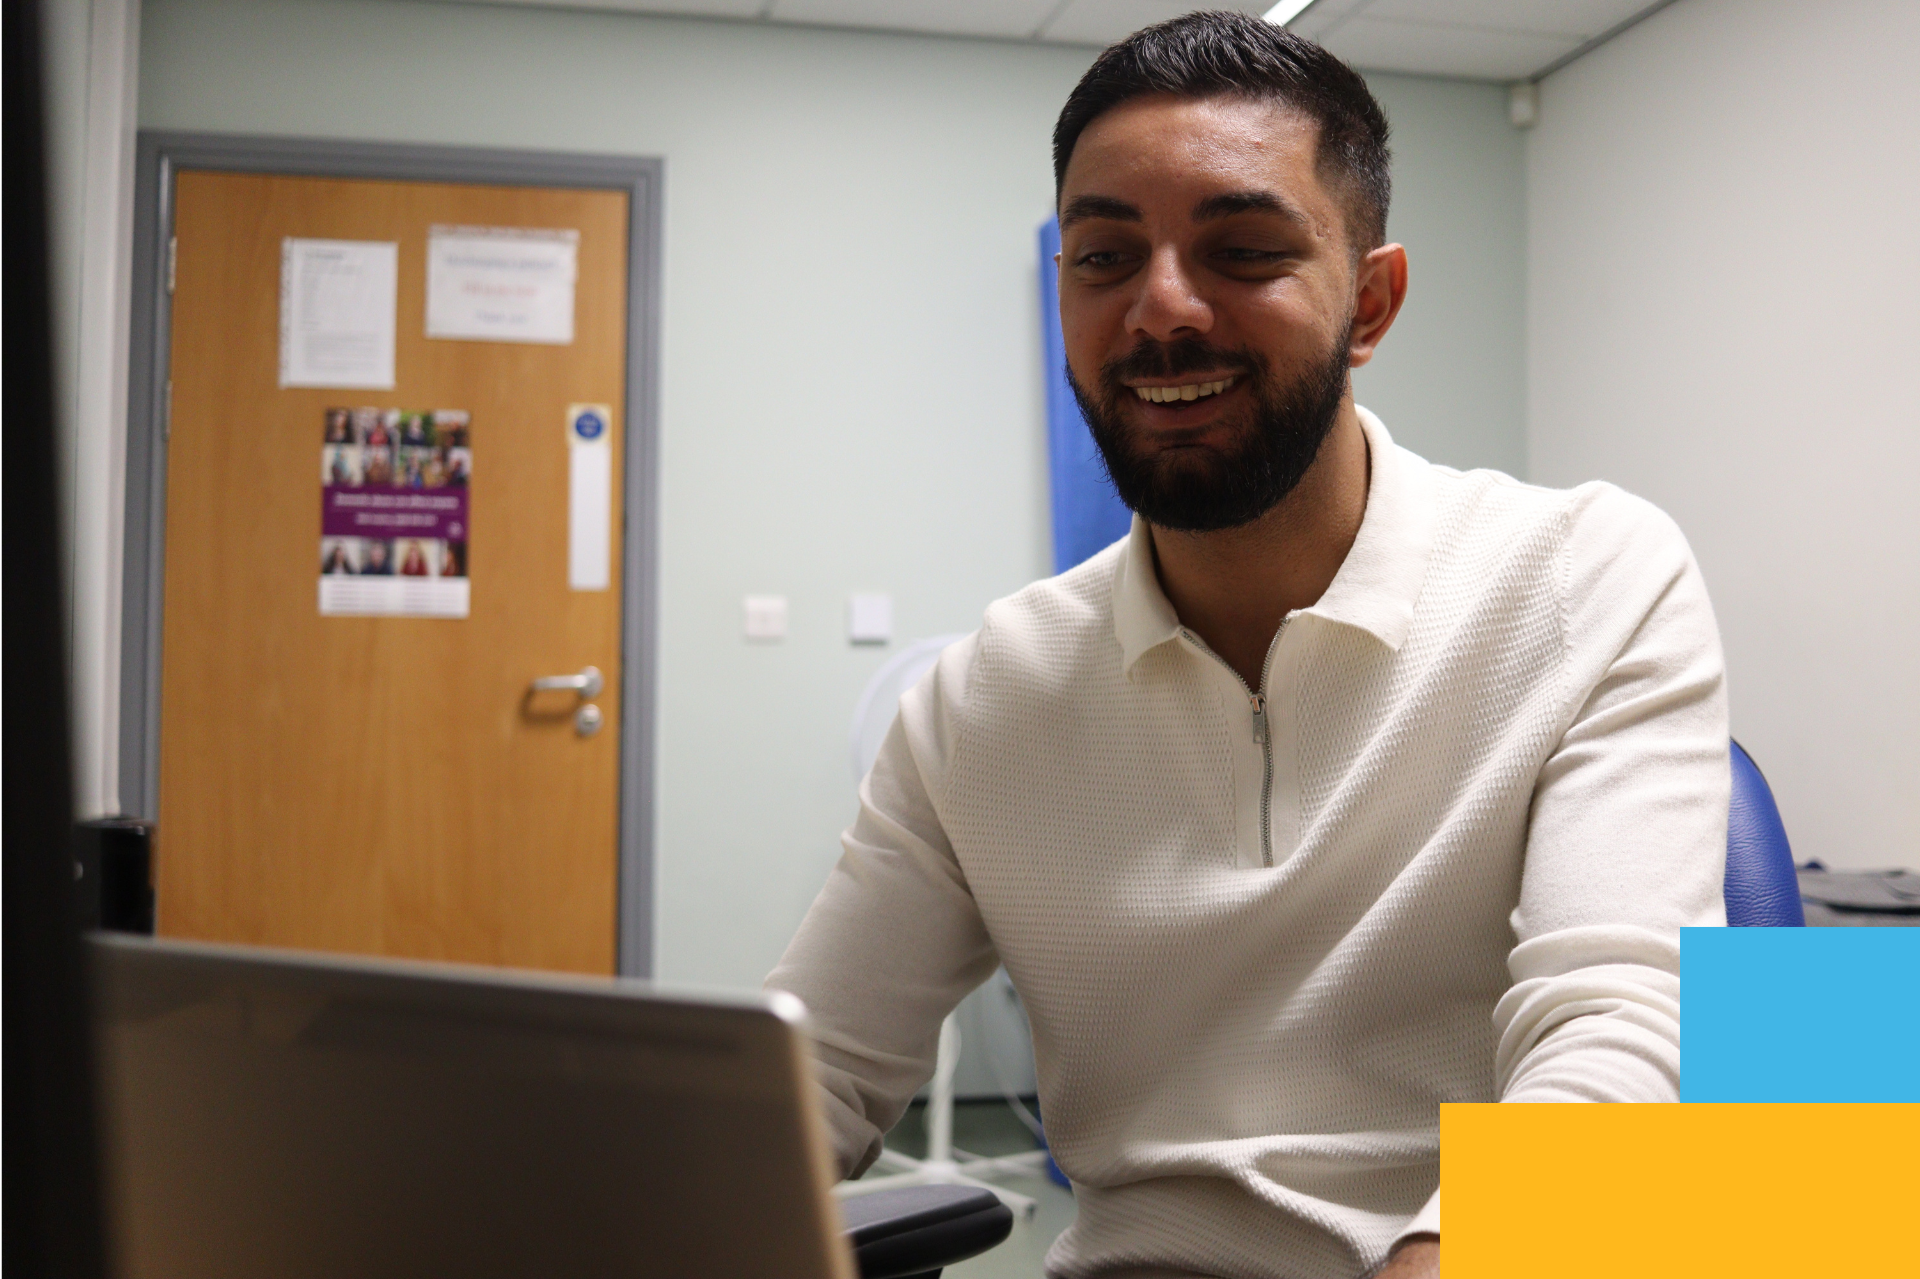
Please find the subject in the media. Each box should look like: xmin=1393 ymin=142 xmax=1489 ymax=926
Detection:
xmin=870 ymin=1099 xmax=1077 ymax=1279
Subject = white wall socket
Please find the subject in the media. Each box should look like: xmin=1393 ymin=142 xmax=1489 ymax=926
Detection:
xmin=848 ymin=593 xmax=892 ymax=645
xmin=743 ymin=595 xmax=788 ymax=641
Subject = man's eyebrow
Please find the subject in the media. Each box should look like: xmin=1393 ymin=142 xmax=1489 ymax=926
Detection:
xmin=1192 ymin=190 xmax=1309 ymax=225
xmin=1059 ymin=195 xmax=1143 ymax=230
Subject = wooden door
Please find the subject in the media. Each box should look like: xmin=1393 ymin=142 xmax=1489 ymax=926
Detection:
xmin=156 ymin=171 xmax=629 ymax=974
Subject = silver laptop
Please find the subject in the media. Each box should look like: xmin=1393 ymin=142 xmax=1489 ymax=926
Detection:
xmin=89 ymin=934 xmax=855 ymax=1279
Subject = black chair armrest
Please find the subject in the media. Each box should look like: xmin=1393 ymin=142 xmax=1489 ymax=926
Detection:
xmin=839 ymin=1184 xmax=1014 ymax=1279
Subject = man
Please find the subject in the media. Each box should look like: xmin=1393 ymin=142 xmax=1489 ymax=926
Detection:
xmin=769 ymin=13 xmax=1726 ymax=1278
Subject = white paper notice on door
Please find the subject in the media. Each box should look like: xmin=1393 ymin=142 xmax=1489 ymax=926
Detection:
xmin=426 ymin=226 xmax=579 ymax=345
xmin=568 ymin=404 xmax=612 ymax=591
xmin=279 ymin=239 xmax=398 ymax=389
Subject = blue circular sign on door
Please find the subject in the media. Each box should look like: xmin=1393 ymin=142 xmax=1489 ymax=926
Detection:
xmin=573 ymin=410 xmax=606 ymax=441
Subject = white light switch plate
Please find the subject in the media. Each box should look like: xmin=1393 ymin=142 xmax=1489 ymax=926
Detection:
xmin=848 ymin=593 xmax=892 ymax=645
xmin=743 ymin=595 xmax=787 ymax=641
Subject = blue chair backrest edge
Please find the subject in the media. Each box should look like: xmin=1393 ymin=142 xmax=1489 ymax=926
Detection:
xmin=1725 ymin=738 xmax=1805 ymax=927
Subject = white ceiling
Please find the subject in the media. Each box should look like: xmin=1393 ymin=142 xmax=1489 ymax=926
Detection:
xmin=474 ymin=1 xmax=1670 ymax=81
xmin=1291 ymin=0 xmax=1659 ymax=79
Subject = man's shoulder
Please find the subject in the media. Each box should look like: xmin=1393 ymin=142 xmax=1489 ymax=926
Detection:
xmin=1422 ymin=458 xmax=1689 ymax=568
xmin=1410 ymin=459 xmax=1703 ymax=660
xmin=971 ymin=538 xmax=1129 ymax=681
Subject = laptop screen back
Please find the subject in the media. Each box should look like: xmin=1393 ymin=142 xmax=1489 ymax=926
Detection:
xmin=90 ymin=935 xmax=853 ymax=1279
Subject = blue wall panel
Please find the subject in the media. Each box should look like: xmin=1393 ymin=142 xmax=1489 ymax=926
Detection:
xmin=1040 ymin=218 xmax=1133 ymax=575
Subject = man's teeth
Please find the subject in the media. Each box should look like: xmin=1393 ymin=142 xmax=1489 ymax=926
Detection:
xmin=1133 ymin=378 xmax=1235 ymax=403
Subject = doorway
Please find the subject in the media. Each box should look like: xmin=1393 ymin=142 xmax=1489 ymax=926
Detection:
xmin=120 ymin=134 xmax=660 ymax=976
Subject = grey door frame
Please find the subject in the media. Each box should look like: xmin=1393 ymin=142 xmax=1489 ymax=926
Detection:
xmin=121 ymin=131 xmax=663 ymax=977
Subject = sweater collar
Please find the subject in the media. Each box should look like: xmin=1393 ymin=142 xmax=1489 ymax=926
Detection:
xmin=1112 ymin=408 xmax=1435 ymax=674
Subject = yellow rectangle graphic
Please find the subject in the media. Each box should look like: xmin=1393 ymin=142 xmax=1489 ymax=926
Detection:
xmin=1442 ymin=1103 xmax=1917 ymax=1276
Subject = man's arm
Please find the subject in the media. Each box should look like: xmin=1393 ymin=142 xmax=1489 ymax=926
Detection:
xmin=1373 ymin=1237 xmax=1439 ymax=1278
xmin=1496 ymin=484 xmax=1728 ymax=1105
xmin=1386 ymin=486 xmax=1726 ymax=1266
xmin=765 ymin=636 xmax=1000 ymax=1178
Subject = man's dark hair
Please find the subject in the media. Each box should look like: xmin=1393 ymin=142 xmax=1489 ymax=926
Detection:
xmin=1053 ymin=10 xmax=1392 ymax=251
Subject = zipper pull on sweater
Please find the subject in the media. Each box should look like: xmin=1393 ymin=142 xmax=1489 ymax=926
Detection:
xmin=1251 ymin=693 xmax=1268 ymax=745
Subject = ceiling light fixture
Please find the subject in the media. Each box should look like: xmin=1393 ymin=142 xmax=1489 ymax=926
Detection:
xmin=1263 ymin=0 xmax=1319 ymax=25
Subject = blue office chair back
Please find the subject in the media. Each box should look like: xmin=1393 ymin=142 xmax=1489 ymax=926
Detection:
xmin=1725 ymin=739 xmax=1804 ymax=926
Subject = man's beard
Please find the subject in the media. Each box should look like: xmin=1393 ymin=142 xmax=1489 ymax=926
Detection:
xmin=1068 ymin=327 xmax=1352 ymax=533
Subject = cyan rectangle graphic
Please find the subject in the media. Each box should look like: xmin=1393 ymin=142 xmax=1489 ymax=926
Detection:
xmin=1682 ymin=926 xmax=1920 ymax=1102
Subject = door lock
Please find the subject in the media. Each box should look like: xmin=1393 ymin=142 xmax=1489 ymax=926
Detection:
xmin=530 ymin=666 xmax=605 ymax=737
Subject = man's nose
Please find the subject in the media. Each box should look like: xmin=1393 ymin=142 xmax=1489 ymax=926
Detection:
xmin=1125 ymin=247 xmax=1212 ymax=342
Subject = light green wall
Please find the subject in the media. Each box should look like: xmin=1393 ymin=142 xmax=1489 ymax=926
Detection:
xmin=1355 ymin=74 xmax=1527 ymax=479
xmin=1527 ymin=0 xmax=1920 ymax=868
xmin=138 ymin=0 xmax=1525 ymax=991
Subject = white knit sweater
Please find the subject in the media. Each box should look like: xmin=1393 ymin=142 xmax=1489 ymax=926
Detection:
xmin=769 ymin=411 xmax=1728 ymax=1279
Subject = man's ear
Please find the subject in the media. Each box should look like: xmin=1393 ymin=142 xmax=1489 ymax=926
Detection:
xmin=1349 ymin=243 xmax=1409 ymax=369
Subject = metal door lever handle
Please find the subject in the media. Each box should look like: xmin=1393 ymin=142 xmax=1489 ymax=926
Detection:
xmin=530 ymin=666 xmax=603 ymax=699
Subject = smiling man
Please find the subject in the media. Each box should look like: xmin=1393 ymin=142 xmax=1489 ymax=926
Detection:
xmin=769 ymin=12 xmax=1728 ymax=1279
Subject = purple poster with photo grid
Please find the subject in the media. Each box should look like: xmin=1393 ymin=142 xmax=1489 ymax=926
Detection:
xmin=322 ymin=487 xmax=469 ymax=541
xmin=319 ymin=407 xmax=472 ymax=618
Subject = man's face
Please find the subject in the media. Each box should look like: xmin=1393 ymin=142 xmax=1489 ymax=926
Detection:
xmin=1057 ymin=94 xmax=1363 ymax=531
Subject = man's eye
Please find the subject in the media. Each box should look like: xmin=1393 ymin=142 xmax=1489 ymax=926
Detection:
xmin=1216 ymin=247 xmax=1289 ymax=264
xmin=1075 ymin=250 xmax=1130 ymax=269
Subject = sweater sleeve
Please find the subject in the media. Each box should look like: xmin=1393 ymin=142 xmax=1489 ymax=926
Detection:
xmin=765 ymin=635 xmax=1000 ymax=1179
xmin=1494 ymin=484 xmax=1729 ymax=1106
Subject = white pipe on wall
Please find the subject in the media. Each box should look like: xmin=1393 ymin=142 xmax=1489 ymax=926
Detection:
xmin=70 ymin=0 xmax=142 ymax=817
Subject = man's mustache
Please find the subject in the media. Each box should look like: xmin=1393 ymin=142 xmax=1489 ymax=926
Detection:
xmin=1101 ymin=338 xmax=1261 ymax=386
